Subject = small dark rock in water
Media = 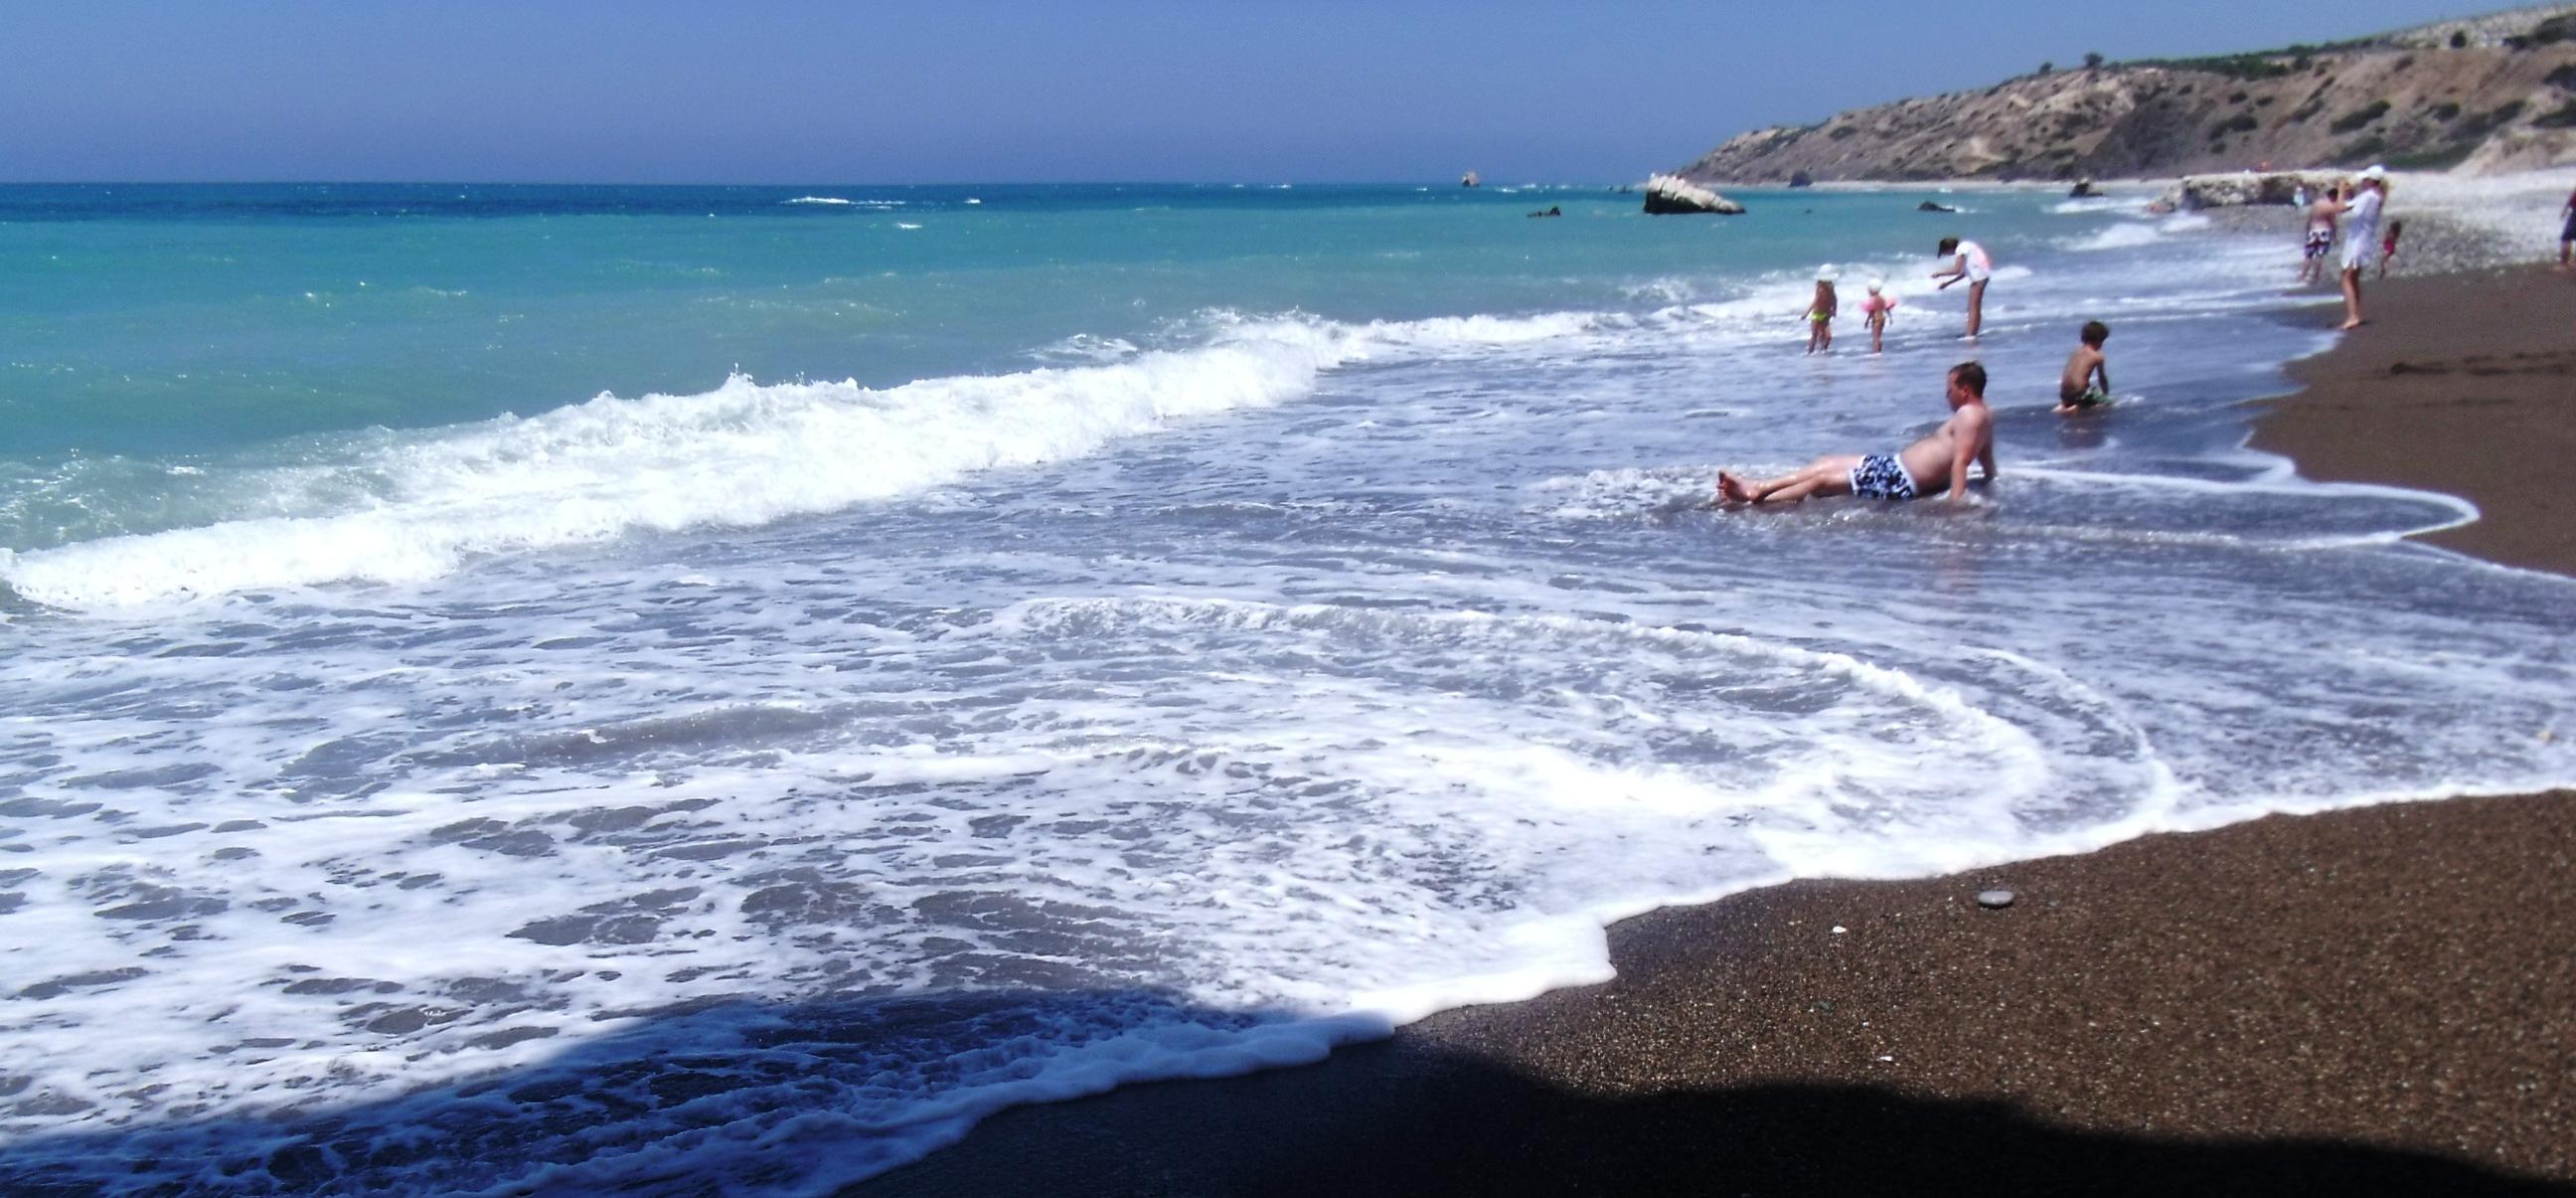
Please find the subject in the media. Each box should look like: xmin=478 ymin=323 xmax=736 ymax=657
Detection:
xmin=1976 ymin=888 xmax=2017 ymax=909
xmin=1917 ymin=201 xmax=1958 ymax=213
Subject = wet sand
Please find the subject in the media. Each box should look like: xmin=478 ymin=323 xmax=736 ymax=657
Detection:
xmin=2254 ymin=264 xmax=2576 ymax=574
xmin=854 ymin=267 xmax=2576 ymax=1197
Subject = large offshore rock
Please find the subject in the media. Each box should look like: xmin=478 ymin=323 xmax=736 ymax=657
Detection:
xmin=1642 ymin=173 xmax=1746 ymax=215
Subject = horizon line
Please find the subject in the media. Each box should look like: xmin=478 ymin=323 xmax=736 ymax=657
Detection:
xmin=0 ymin=178 xmax=1641 ymax=190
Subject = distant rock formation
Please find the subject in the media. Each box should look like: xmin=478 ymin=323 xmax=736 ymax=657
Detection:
xmin=1788 ymin=170 xmax=1815 ymax=188
xmin=1672 ymin=4 xmax=2576 ymax=183
xmin=2069 ymin=177 xmax=2099 ymax=197
xmin=1642 ymin=173 xmax=1745 ymax=215
xmin=2154 ymin=170 xmax=2345 ymax=209
xmin=1917 ymin=201 xmax=1959 ymax=213
xmin=1461 ymin=171 xmax=1481 ymax=188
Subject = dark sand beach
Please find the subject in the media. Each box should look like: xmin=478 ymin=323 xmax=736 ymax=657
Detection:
xmin=857 ymin=266 xmax=2576 ymax=1197
xmin=2256 ymin=264 xmax=2576 ymax=574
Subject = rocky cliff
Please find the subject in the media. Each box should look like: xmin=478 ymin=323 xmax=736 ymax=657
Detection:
xmin=1677 ymin=5 xmax=2576 ymax=183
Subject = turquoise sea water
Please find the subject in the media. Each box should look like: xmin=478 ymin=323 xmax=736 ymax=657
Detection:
xmin=6 ymin=183 xmax=1827 ymax=459
xmin=2 ymin=183 xmax=2571 ymax=1194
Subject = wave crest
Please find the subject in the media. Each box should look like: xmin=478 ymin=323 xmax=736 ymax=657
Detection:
xmin=1 ymin=309 xmax=1605 ymax=609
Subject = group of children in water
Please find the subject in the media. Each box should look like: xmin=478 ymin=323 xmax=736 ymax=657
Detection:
xmin=1799 ymin=269 xmax=1902 ymax=356
xmin=1732 ymin=168 xmax=2415 ymax=511
xmin=1712 ymin=321 xmax=2110 ymax=511
xmin=1802 ymin=235 xmax=1996 ymax=354
xmin=1716 ymin=231 xmax=2116 ymax=511
xmin=1798 ymin=235 xmax=2111 ymax=417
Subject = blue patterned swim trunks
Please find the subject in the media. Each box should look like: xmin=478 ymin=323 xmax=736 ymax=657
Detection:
xmin=1848 ymin=452 xmax=1920 ymax=500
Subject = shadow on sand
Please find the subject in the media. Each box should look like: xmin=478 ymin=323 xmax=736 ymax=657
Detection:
xmin=853 ymin=1030 xmax=2576 ymax=1198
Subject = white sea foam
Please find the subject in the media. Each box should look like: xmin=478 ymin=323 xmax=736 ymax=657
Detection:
xmin=1031 ymin=332 xmax=1143 ymax=364
xmin=5 ymin=552 xmax=2566 ymax=1193
xmin=787 ymin=197 xmax=908 ymax=210
xmin=0 ymin=309 xmax=1618 ymax=610
xmin=2065 ymin=221 xmax=2168 ymax=251
xmin=0 ymin=597 xmax=2156 ymax=1184
xmin=1620 ymin=275 xmax=1701 ymax=303
xmin=2063 ymin=211 xmax=2216 ymax=252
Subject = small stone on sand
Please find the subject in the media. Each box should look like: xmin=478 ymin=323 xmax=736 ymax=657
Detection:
xmin=1977 ymin=889 xmax=2016 ymax=909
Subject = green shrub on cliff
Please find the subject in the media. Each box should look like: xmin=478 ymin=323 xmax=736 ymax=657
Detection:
xmin=2330 ymin=100 xmax=2391 ymax=133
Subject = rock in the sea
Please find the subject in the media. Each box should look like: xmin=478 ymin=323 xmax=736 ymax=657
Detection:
xmin=1976 ymin=888 xmax=2017 ymax=909
xmin=2068 ymin=178 xmax=2097 ymax=198
xmin=1642 ymin=173 xmax=1745 ymax=215
xmin=1917 ymin=200 xmax=1958 ymax=213
xmin=1788 ymin=170 xmax=1815 ymax=189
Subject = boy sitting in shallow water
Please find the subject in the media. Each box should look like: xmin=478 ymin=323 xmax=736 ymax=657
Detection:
xmin=2056 ymin=321 xmax=2111 ymax=415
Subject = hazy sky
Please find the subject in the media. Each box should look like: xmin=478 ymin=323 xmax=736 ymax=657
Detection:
xmin=0 ymin=1 xmax=2513 ymax=183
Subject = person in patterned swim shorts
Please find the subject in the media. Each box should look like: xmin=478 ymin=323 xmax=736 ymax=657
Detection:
xmin=1715 ymin=362 xmax=1996 ymax=508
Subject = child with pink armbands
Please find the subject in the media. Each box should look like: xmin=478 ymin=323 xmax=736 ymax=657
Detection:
xmin=1858 ymin=278 xmax=1898 ymax=354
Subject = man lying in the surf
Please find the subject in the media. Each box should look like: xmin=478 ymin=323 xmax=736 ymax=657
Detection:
xmin=1714 ymin=362 xmax=1996 ymax=507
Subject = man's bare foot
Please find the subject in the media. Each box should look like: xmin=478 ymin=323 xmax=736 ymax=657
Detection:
xmin=1715 ymin=471 xmax=1757 ymax=505
xmin=2339 ymin=318 xmax=2366 ymax=330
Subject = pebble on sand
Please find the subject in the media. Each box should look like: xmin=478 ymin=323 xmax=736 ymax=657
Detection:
xmin=1977 ymin=889 xmax=2017 ymax=909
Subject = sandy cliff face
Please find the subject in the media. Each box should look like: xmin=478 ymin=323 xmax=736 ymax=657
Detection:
xmin=1679 ymin=16 xmax=2576 ymax=183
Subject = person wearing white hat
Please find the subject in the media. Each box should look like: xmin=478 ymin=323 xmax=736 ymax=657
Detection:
xmin=1805 ymin=266 xmax=1840 ymax=354
xmin=1859 ymin=278 xmax=1899 ymax=354
xmin=2334 ymin=166 xmax=2389 ymax=328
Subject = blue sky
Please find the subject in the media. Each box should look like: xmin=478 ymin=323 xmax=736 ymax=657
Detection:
xmin=0 ymin=1 xmax=2513 ymax=183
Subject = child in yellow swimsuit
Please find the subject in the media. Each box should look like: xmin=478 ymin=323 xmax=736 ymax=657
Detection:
xmin=1805 ymin=266 xmax=1839 ymax=354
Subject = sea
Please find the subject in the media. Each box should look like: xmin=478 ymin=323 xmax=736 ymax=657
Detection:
xmin=3 ymin=182 xmax=2571 ymax=1195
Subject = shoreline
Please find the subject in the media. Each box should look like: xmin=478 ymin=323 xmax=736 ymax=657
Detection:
xmin=2252 ymin=264 xmax=2576 ymax=575
xmin=861 ymin=792 xmax=2576 ymax=1196
xmin=855 ymin=255 xmax=2576 ymax=1191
